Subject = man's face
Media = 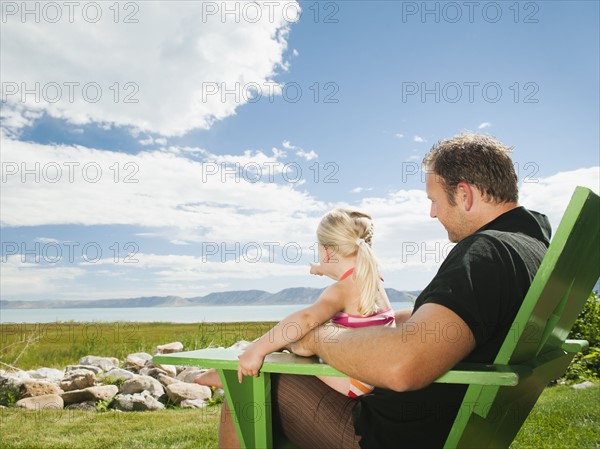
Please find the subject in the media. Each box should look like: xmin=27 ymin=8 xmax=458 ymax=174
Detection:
xmin=426 ymin=173 xmax=465 ymax=243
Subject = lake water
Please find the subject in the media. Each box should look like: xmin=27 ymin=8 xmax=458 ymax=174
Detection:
xmin=0 ymin=302 xmax=413 ymax=323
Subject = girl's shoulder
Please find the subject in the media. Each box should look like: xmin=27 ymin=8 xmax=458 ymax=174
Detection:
xmin=313 ymin=282 xmax=348 ymax=314
xmin=328 ymin=277 xmax=362 ymax=312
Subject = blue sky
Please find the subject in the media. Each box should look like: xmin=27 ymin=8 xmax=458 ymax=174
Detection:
xmin=1 ymin=1 xmax=599 ymax=303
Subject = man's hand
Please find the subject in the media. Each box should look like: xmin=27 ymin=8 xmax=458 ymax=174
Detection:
xmin=288 ymin=328 xmax=317 ymax=357
xmin=286 ymin=304 xmax=476 ymax=392
xmin=289 ymin=324 xmax=346 ymax=357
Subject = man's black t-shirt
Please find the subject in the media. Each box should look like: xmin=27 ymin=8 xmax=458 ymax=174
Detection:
xmin=353 ymin=207 xmax=552 ymax=449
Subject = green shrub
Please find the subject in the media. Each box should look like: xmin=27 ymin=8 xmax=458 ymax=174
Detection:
xmin=101 ymin=374 xmax=125 ymax=390
xmin=562 ymin=290 xmax=600 ymax=384
xmin=0 ymin=378 xmax=20 ymax=407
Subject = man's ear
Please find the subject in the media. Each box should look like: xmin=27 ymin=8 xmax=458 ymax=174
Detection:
xmin=456 ymin=182 xmax=474 ymax=211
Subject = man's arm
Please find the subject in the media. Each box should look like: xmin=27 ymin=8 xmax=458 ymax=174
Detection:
xmin=291 ymin=303 xmax=476 ymax=392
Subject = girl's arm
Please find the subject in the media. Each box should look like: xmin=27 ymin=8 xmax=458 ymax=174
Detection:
xmin=237 ymin=285 xmax=345 ymax=382
xmin=394 ymin=307 xmax=414 ymax=325
xmin=309 ymin=262 xmax=339 ymax=281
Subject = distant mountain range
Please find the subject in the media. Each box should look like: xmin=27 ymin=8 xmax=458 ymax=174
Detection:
xmin=0 ymin=288 xmax=421 ymax=309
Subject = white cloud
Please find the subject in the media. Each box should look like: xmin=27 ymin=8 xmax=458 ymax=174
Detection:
xmin=0 ymin=136 xmax=326 ymax=245
xmin=1 ymin=2 xmax=298 ymax=137
xmin=351 ymin=187 xmax=373 ymax=193
xmin=0 ymin=105 xmax=43 ymax=138
xmin=296 ymin=149 xmax=318 ymax=161
xmin=95 ymin=253 xmax=308 ymax=282
xmin=280 ymin=140 xmax=318 ymax=161
xmin=292 ymin=49 xmax=299 ymax=57
xmin=346 ymin=167 xmax=600 ymax=289
xmin=520 ymin=167 xmax=599 ymax=232
xmin=413 ymin=135 xmax=425 ymax=143
xmin=478 ymin=122 xmax=492 ymax=129
xmin=0 ymin=255 xmax=86 ymax=297
xmin=0 ymin=128 xmax=600 ymax=297
xmin=272 ymin=147 xmax=287 ymax=159
xmin=139 ymin=137 xmax=154 ymax=146
xmin=35 ymin=237 xmax=60 ymax=244
xmin=395 ymin=133 xmax=404 ymax=139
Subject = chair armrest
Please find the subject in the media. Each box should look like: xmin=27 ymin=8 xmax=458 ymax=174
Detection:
xmin=434 ymin=363 xmax=526 ymax=386
xmin=153 ymin=349 xmax=525 ymax=386
xmin=153 ymin=348 xmax=347 ymax=376
xmin=154 ymin=344 xmax=587 ymax=388
xmin=562 ymin=339 xmax=589 ymax=353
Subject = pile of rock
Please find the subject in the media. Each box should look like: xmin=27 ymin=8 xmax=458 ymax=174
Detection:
xmin=0 ymin=342 xmax=220 ymax=412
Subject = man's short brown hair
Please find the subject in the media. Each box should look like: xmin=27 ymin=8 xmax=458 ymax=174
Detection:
xmin=423 ymin=133 xmax=519 ymax=205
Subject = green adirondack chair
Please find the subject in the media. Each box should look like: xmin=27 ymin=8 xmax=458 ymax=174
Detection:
xmin=153 ymin=186 xmax=600 ymax=449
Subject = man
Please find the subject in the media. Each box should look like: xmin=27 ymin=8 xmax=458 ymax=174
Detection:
xmin=219 ymin=133 xmax=552 ymax=448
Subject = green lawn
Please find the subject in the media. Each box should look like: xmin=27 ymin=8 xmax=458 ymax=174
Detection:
xmin=511 ymin=384 xmax=600 ymax=449
xmin=1 ymin=322 xmax=598 ymax=448
xmin=0 ymin=407 xmax=219 ymax=449
xmin=1 ymin=385 xmax=597 ymax=448
xmin=0 ymin=322 xmax=273 ymax=370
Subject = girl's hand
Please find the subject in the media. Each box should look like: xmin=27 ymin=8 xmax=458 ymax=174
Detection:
xmin=310 ymin=263 xmax=324 ymax=276
xmin=237 ymin=346 xmax=266 ymax=383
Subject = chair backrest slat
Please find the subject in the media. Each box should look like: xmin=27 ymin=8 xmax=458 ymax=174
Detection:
xmin=493 ymin=187 xmax=599 ymax=365
xmin=445 ymin=187 xmax=599 ymax=449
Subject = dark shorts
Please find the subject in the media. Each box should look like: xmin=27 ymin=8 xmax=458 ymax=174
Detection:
xmin=272 ymin=374 xmax=361 ymax=449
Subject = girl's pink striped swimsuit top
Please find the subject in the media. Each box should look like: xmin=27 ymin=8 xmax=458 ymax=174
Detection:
xmin=330 ymin=267 xmax=395 ymax=328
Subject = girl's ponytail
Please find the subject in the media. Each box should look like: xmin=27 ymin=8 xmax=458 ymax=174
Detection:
xmin=354 ymin=233 xmax=382 ymax=315
xmin=317 ymin=208 xmax=383 ymax=316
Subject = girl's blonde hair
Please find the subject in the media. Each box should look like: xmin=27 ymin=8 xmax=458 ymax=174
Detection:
xmin=317 ymin=207 xmax=382 ymax=315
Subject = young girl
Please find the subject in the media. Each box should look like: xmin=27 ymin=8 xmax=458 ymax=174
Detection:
xmin=195 ymin=207 xmax=394 ymax=397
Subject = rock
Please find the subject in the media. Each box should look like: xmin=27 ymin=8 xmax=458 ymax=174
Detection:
xmin=61 ymin=385 xmax=118 ymax=405
xmin=0 ymin=370 xmax=32 ymax=386
xmin=61 ymin=389 xmax=92 ymax=405
xmin=60 ymin=369 xmax=97 ymax=392
xmin=86 ymin=385 xmax=119 ymax=401
xmin=66 ymin=401 xmax=97 ymax=411
xmin=154 ymin=342 xmax=183 ymax=355
xmin=181 ymin=399 xmax=208 ymax=409
xmin=176 ymin=367 xmax=206 ymax=383
xmin=65 ymin=365 xmax=103 ymax=376
xmin=19 ymin=381 xmax=63 ymax=398
xmin=139 ymin=367 xmax=166 ymax=379
xmin=78 ymin=356 xmax=119 ymax=372
xmin=213 ymin=388 xmax=225 ymax=402
xmin=125 ymin=353 xmax=153 ymax=371
xmin=26 ymin=368 xmax=64 ymax=383
xmin=157 ymin=374 xmax=179 ymax=387
xmin=121 ymin=375 xmax=165 ymax=397
xmin=16 ymin=394 xmax=64 ymax=410
xmin=98 ymin=368 xmax=137 ymax=383
xmin=571 ymin=381 xmax=596 ymax=390
xmin=114 ymin=391 xmax=165 ymax=411
xmin=154 ymin=364 xmax=177 ymax=378
xmin=166 ymin=382 xmax=211 ymax=404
